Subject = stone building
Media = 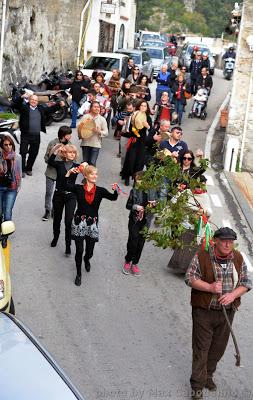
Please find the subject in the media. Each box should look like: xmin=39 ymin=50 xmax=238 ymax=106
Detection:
xmin=0 ymin=0 xmax=136 ymax=92
xmin=226 ymin=0 xmax=253 ymax=171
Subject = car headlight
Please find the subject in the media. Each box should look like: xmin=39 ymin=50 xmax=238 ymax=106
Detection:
xmin=0 ymin=280 xmax=4 ymax=300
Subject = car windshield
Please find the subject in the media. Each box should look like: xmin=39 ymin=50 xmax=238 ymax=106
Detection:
xmin=84 ymin=56 xmax=120 ymax=71
xmin=142 ymin=41 xmax=164 ymax=47
xmin=187 ymin=46 xmax=211 ymax=57
xmin=145 ymin=48 xmax=164 ymax=59
xmin=142 ymin=33 xmax=160 ymax=41
xmin=123 ymin=53 xmax=141 ymax=64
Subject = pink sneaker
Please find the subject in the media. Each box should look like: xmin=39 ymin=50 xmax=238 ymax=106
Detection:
xmin=131 ymin=264 xmax=140 ymax=276
xmin=122 ymin=262 xmax=131 ymax=275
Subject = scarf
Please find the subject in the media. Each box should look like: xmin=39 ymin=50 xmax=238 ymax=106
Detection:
xmin=84 ymin=183 xmax=96 ymax=205
xmin=0 ymin=149 xmax=21 ymax=190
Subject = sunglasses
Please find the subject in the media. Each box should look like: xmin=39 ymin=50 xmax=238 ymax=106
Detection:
xmin=77 ymin=73 xmax=83 ymax=76
xmin=3 ymin=143 xmax=12 ymax=147
xmin=134 ymin=68 xmax=139 ymax=71
xmin=183 ymin=157 xmax=192 ymax=160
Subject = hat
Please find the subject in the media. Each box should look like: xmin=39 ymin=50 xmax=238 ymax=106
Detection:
xmin=213 ymin=227 xmax=237 ymax=240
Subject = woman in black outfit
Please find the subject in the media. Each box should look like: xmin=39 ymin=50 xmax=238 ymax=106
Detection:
xmin=70 ymin=70 xmax=90 ymax=128
xmin=65 ymin=163 xmax=118 ymax=286
xmin=48 ymin=144 xmax=79 ymax=255
xmin=120 ymin=100 xmax=152 ymax=186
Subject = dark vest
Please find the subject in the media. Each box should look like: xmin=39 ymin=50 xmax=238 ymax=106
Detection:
xmin=191 ymin=249 xmax=243 ymax=309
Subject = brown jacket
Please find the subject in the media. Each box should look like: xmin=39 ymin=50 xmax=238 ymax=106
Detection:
xmin=191 ymin=250 xmax=243 ymax=309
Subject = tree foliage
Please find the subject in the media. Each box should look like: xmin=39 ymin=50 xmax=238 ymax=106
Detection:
xmin=137 ymin=154 xmax=209 ymax=250
xmin=136 ymin=0 xmax=235 ymax=37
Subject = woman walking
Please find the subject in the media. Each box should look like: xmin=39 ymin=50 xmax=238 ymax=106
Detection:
xmin=70 ymin=70 xmax=89 ymax=128
xmin=121 ymin=100 xmax=152 ymax=186
xmin=65 ymin=163 xmax=118 ymax=286
xmin=171 ymin=74 xmax=191 ymax=125
xmin=48 ymin=144 xmax=79 ymax=255
xmin=0 ymin=135 xmax=22 ymax=225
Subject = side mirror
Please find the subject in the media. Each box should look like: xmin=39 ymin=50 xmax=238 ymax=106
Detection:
xmin=1 ymin=221 xmax=15 ymax=236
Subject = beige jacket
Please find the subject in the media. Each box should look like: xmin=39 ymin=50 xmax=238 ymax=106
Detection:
xmin=79 ymin=114 xmax=108 ymax=148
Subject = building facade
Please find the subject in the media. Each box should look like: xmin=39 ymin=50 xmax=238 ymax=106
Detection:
xmin=80 ymin=0 xmax=136 ymax=63
xmin=0 ymin=0 xmax=137 ymax=92
xmin=226 ymin=0 xmax=253 ymax=171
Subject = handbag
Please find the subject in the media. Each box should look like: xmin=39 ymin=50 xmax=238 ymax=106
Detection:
xmin=0 ymin=169 xmax=13 ymax=187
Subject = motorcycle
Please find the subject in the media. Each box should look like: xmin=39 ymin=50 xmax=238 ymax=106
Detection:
xmin=223 ymin=57 xmax=235 ymax=80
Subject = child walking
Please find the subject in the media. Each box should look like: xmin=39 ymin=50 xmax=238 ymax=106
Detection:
xmin=123 ymin=171 xmax=157 ymax=275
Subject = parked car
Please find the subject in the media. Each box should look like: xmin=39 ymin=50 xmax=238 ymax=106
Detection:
xmin=135 ymin=30 xmax=161 ymax=48
xmin=115 ymin=48 xmax=154 ymax=82
xmin=81 ymin=52 xmax=129 ymax=81
xmin=0 ymin=312 xmax=85 ymax=399
xmin=177 ymin=42 xmax=215 ymax=75
xmin=140 ymin=45 xmax=172 ymax=77
xmin=0 ymin=221 xmax=15 ymax=314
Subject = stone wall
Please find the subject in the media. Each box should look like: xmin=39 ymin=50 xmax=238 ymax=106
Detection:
xmin=227 ymin=0 xmax=253 ymax=171
xmin=2 ymin=0 xmax=85 ymax=92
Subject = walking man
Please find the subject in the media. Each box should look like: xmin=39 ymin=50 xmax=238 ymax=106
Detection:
xmin=17 ymin=94 xmax=64 ymax=177
xmin=185 ymin=227 xmax=252 ymax=399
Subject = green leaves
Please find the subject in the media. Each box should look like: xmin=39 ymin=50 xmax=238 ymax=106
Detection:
xmin=138 ymin=153 xmax=209 ymax=249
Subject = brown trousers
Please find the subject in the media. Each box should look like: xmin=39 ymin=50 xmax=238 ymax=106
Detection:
xmin=190 ymin=307 xmax=235 ymax=390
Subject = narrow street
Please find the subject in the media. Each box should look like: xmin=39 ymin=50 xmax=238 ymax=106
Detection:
xmin=11 ymin=71 xmax=253 ymax=400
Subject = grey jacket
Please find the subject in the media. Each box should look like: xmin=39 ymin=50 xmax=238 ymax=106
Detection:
xmin=44 ymin=138 xmax=75 ymax=179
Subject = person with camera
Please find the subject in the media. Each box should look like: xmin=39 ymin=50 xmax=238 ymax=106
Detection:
xmin=0 ymin=135 xmax=22 ymax=246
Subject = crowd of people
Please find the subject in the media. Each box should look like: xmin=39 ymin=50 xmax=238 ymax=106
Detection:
xmin=0 ymin=52 xmax=251 ymax=400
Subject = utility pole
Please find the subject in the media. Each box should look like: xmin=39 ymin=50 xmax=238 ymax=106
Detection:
xmin=0 ymin=0 xmax=7 ymax=91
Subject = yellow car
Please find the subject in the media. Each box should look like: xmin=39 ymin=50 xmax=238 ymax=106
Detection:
xmin=0 ymin=221 xmax=15 ymax=314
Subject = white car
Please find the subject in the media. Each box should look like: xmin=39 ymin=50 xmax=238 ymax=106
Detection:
xmin=140 ymin=46 xmax=172 ymax=77
xmin=81 ymin=52 xmax=129 ymax=81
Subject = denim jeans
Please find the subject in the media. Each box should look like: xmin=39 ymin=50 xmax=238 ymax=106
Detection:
xmin=174 ymin=100 xmax=185 ymax=124
xmin=71 ymin=101 xmax=79 ymax=128
xmin=0 ymin=187 xmax=17 ymax=221
xmin=44 ymin=176 xmax=56 ymax=211
xmin=82 ymin=146 xmax=100 ymax=166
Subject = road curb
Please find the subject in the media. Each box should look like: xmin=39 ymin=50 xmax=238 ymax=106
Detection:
xmin=204 ymin=91 xmax=231 ymax=160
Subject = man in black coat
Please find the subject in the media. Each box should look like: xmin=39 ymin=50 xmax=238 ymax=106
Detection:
xmin=17 ymin=94 xmax=64 ymax=177
xmin=189 ymin=51 xmax=203 ymax=95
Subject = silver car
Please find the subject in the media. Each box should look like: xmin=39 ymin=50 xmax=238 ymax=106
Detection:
xmin=0 ymin=312 xmax=85 ymax=400
xmin=115 ymin=48 xmax=154 ymax=82
xmin=140 ymin=45 xmax=172 ymax=77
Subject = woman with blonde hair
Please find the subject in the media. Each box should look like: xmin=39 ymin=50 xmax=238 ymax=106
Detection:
xmin=65 ymin=163 xmax=118 ymax=286
xmin=48 ymin=143 xmax=79 ymax=255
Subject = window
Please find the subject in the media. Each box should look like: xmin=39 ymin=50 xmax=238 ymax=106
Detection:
xmin=118 ymin=24 xmax=125 ymax=49
xmin=145 ymin=48 xmax=163 ymax=59
xmin=84 ymin=57 xmax=120 ymax=71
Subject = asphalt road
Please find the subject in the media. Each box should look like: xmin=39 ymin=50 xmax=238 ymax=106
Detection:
xmin=11 ymin=70 xmax=253 ymax=400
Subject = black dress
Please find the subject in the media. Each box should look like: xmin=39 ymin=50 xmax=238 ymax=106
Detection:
xmin=121 ymin=115 xmax=152 ymax=180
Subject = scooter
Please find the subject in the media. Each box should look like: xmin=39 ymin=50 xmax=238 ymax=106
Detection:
xmin=223 ymin=57 xmax=235 ymax=80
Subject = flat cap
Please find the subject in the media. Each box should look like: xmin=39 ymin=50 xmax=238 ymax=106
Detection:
xmin=213 ymin=227 xmax=237 ymax=240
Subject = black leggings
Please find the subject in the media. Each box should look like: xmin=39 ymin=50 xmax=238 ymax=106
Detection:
xmin=52 ymin=191 xmax=76 ymax=244
xmin=75 ymin=237 xmax=96 ymax=276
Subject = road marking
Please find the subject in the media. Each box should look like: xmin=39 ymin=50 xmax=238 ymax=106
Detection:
xmin=210 ymin=194 xmax=222 ymax=207
xmin=241 ymin=252 xmax=253 ymax=272
xmin=205 ymin=175 xmax=214 ymax=186
xmin=222 ymin=219 xmax=232 ymax=228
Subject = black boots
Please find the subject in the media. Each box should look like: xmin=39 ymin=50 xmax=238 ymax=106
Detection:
xmin=65 ymin=242 xmax=71 ymax=256
xmin=75 ymin=275 xmax=82 ymax=286
xmin=83 ymin=257 xmax=91 ymax=272
xmin=51 ymin=237 xmax=58 ymax=247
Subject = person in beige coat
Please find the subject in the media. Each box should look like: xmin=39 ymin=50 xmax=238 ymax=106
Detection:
xmin=78 ymin=101 xmax=108 ymax=166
